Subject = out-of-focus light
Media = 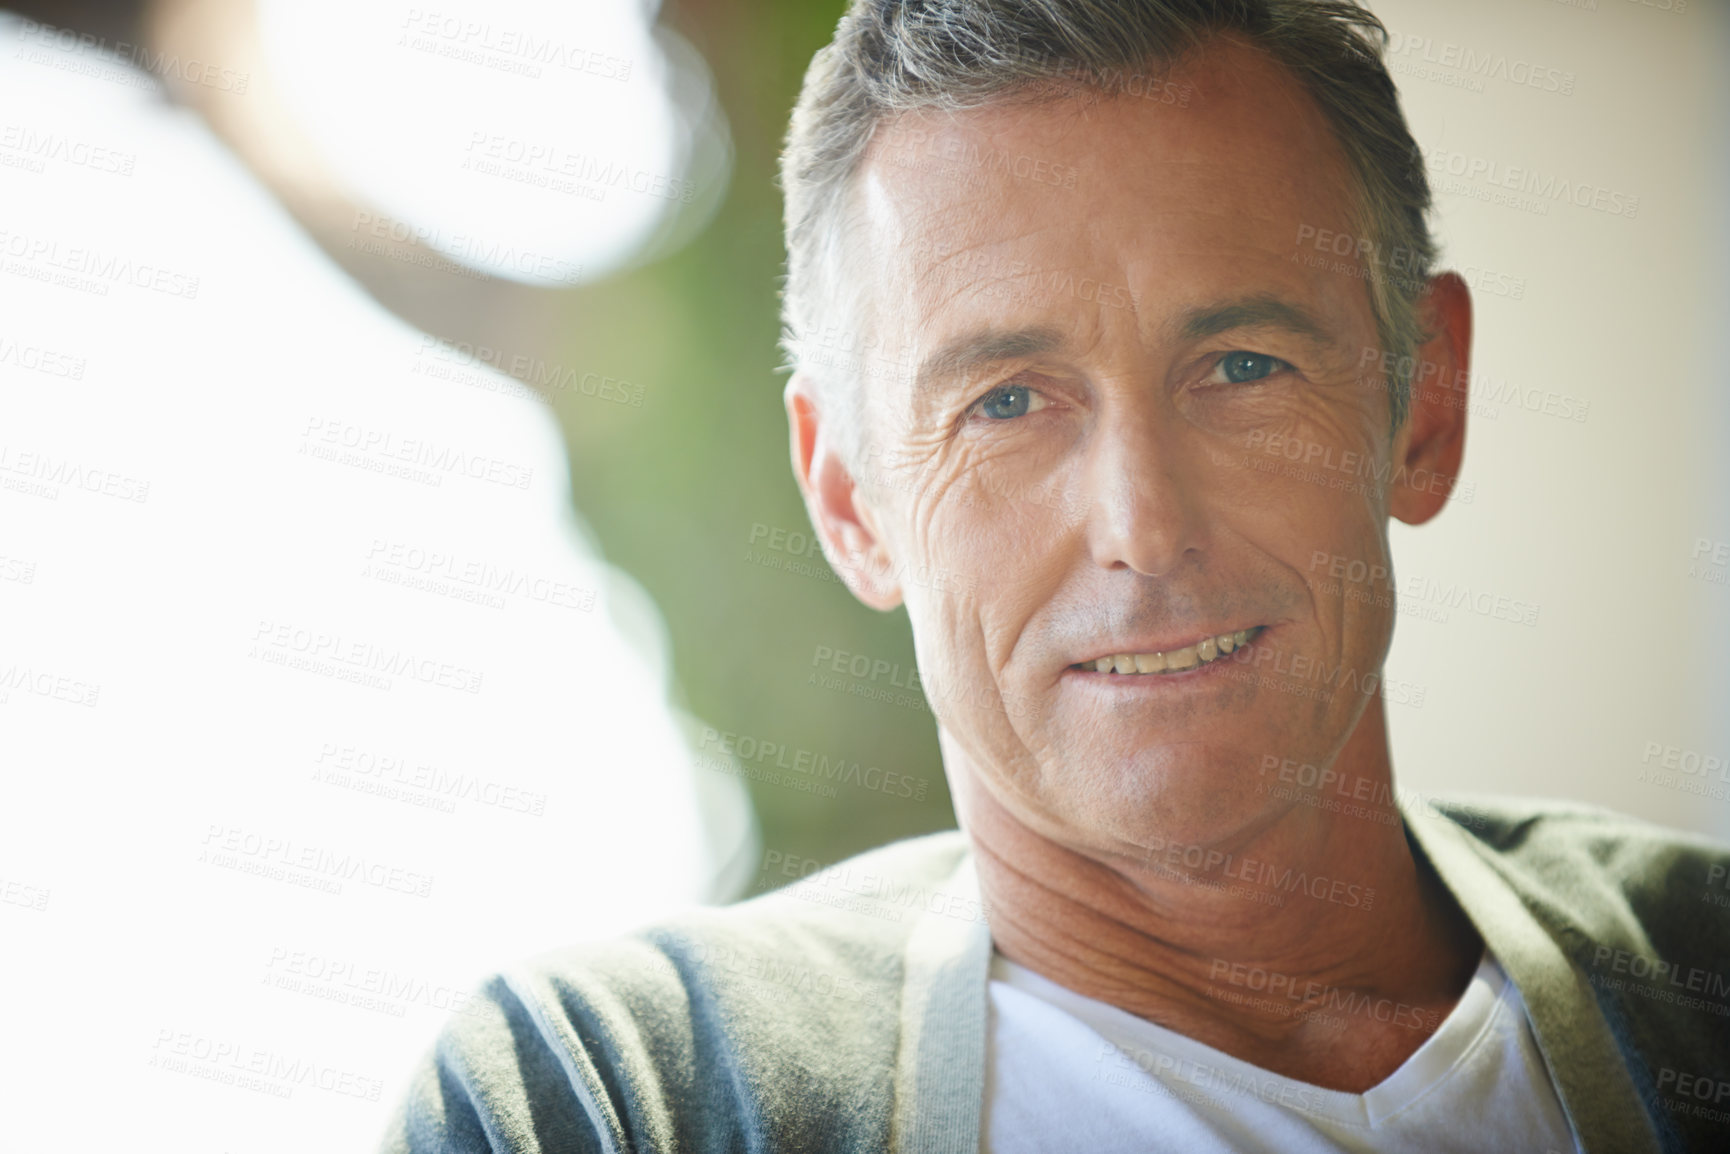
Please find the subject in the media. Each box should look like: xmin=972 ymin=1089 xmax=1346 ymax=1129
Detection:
xmin=0 ymin=11 xmax=750 ymax=1147
xmin=257 ymin=0 xmax=731 ymax=286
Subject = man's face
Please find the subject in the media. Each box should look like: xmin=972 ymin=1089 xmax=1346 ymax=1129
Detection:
xmin=828 ymin=41 xmax=1432 ymax=859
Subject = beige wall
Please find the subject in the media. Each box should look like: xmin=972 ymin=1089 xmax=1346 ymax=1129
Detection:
xmin=1365 ymin=0 xmax=1730 ymax=837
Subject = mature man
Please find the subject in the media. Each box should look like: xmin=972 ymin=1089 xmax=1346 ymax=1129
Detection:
xmin=384 ymin=2 xmax=1730 ymax=1151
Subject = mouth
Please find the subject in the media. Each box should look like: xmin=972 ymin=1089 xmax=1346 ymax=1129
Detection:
xmin=1068 ymin=625 xmax=1268 ymax=677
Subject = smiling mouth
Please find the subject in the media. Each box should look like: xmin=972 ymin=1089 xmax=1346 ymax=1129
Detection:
xmin=1071 ymin=626 xmax=1268 ymax=676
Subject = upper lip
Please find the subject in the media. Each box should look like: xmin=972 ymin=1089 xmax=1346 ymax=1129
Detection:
xmin=1070 ymin=625 xmax=1263 ymax=667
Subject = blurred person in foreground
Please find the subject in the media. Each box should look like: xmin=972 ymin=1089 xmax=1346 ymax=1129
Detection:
xmin=0 ymin=7 xmax=739 ymax=1149
xmin=383 ymin=2 xmax=1730 ymax=1151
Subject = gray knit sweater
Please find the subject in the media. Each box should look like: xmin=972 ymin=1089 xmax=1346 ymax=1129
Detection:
xmin=380 ymin=799 xmax=1730 ymax=1152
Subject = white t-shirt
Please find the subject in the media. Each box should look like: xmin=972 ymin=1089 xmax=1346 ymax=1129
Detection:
xmin=983 ymin=949 xmax=1581 ymax=1153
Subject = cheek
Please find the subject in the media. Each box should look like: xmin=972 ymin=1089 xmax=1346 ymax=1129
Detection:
xmin=900 ymin=489 xmax=1076 ymax=707
xmin=1285 ymin=524 xmax=1398 ymax=698
xmin=912 ymin=441 xmax=1078 ymax=569
xmin=905 ymin=517 xmax=1028 ymax=657
xmin=1201 ymin=405 xmax=1393 ymax=539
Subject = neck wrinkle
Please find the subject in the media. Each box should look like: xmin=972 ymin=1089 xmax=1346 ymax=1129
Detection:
xmin=944 ymin=701 xmax=1482 ymax=1080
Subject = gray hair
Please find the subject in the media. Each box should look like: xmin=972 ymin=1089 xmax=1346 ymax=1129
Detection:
xmin=778 ymin=0 xmax=1435 ymax=465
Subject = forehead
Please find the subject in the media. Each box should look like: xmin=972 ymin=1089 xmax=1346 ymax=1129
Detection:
xmin=852 ymin=38 xmax=1361 ymax=363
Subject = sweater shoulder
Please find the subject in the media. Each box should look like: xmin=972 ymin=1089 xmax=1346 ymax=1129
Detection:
xmin=1426 ymin=795 xmax=1730 ymax=952
xmin=381 ymin=830 xmax=973 ymax=1153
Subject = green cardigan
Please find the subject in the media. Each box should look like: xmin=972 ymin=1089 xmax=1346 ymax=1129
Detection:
xmin=381 ymin=799 xmax=1730 ymax=1153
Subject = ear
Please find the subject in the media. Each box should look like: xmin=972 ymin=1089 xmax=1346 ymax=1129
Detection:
xmin=784 ymin=373 xmax=904 ymax=610
xmin=1390 ymin=272 xmax=1472 ymax=526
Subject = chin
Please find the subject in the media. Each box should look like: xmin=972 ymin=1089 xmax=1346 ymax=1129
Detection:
xmin=1034 ymin=751 xmax=1268 ymax=856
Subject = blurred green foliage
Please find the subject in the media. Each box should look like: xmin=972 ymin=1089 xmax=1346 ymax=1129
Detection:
xmin=549 ymin=0 xmax=957 ymax=880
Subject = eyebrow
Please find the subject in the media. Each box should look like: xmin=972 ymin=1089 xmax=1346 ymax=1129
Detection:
xmin=1175 ymin=296 xmax=1333 ymax=345
xmin=913 ymin=326 xmax=1066 ymax=399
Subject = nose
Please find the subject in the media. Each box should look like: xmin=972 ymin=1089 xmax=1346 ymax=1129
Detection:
xmin=1081 ymin=399 xmax=1206 ymax=578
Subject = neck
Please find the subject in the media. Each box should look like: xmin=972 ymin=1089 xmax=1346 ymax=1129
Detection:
xmin=948 ymin=698 xmax=1482 ymax=1092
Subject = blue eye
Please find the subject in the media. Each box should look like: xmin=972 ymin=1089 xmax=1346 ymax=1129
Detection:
xmin=975 ymin=384 xmax=1044 ymax=420
xmin=1214 ymin=352 xmax=1288 ymax=385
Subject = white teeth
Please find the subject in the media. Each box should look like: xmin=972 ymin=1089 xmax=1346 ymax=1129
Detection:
xmin=1089 ymin=627 xmax=1261 ymax=676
